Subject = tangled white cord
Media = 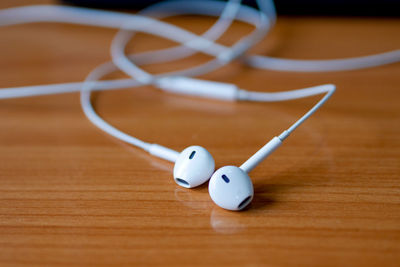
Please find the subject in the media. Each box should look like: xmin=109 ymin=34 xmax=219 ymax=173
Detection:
xmin=0 ymin=0 xmax=398 ymax=161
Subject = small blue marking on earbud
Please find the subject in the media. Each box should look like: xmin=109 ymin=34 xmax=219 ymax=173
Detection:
xmin=189 ymin=151 xmax=196 ymax=159
xmin=222 ymin=174 xmax=230 ymax=183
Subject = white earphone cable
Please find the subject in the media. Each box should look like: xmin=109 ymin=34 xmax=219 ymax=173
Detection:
xmin=0 ymin=2 xmax=398 ymax=100
xmin=110 ymin=0 xmax=271 ymax=84
xmin=109 ymin=0 xmax=243 ymax=84
xmin=0 ymin=2 xmax=266 ymax=99
xmin=0 ymin=1 xmax=268 ymax=99
xmin=108 ymin=0 xmax=400 ymax=73
xmin=247 ymin=51 xmax=400 ymax=72
xmin=238 ymin=84 xmax=335 ymax=173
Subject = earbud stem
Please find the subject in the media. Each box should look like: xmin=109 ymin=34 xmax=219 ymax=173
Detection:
xmin=239 ymin=136 xmax=282 ymax=173
xmin=148 ymin=144 xmax=180 ymax=162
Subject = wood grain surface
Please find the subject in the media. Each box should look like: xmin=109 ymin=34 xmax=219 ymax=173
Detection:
xmin=0 ymin=0 xmax=399 ymax=266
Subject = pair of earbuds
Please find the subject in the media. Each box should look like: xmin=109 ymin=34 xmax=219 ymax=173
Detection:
xmin=172 ymin=136 xmax=283 ymax=211
xmin=174 ymin=146 xmax=254 ymax=211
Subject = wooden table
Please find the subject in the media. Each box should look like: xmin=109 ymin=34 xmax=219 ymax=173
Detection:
xmin=1 ymin=0 xmax=399 ymax=266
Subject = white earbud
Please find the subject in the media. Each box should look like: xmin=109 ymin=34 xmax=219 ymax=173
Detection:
xmin=173 ymin=146 xmax=215 ymax=188
xmin=208 ymin=136 xmax=282 ymax=210
xmin=209 ymin=166 xmax=254 ymax=211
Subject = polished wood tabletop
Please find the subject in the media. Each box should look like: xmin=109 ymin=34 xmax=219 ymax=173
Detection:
xmin=0 ymin=0 xmax=399 ymax=266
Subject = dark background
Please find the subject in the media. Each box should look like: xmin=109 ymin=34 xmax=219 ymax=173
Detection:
xmin=61 ymin=0 xmax=400 ymax=16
